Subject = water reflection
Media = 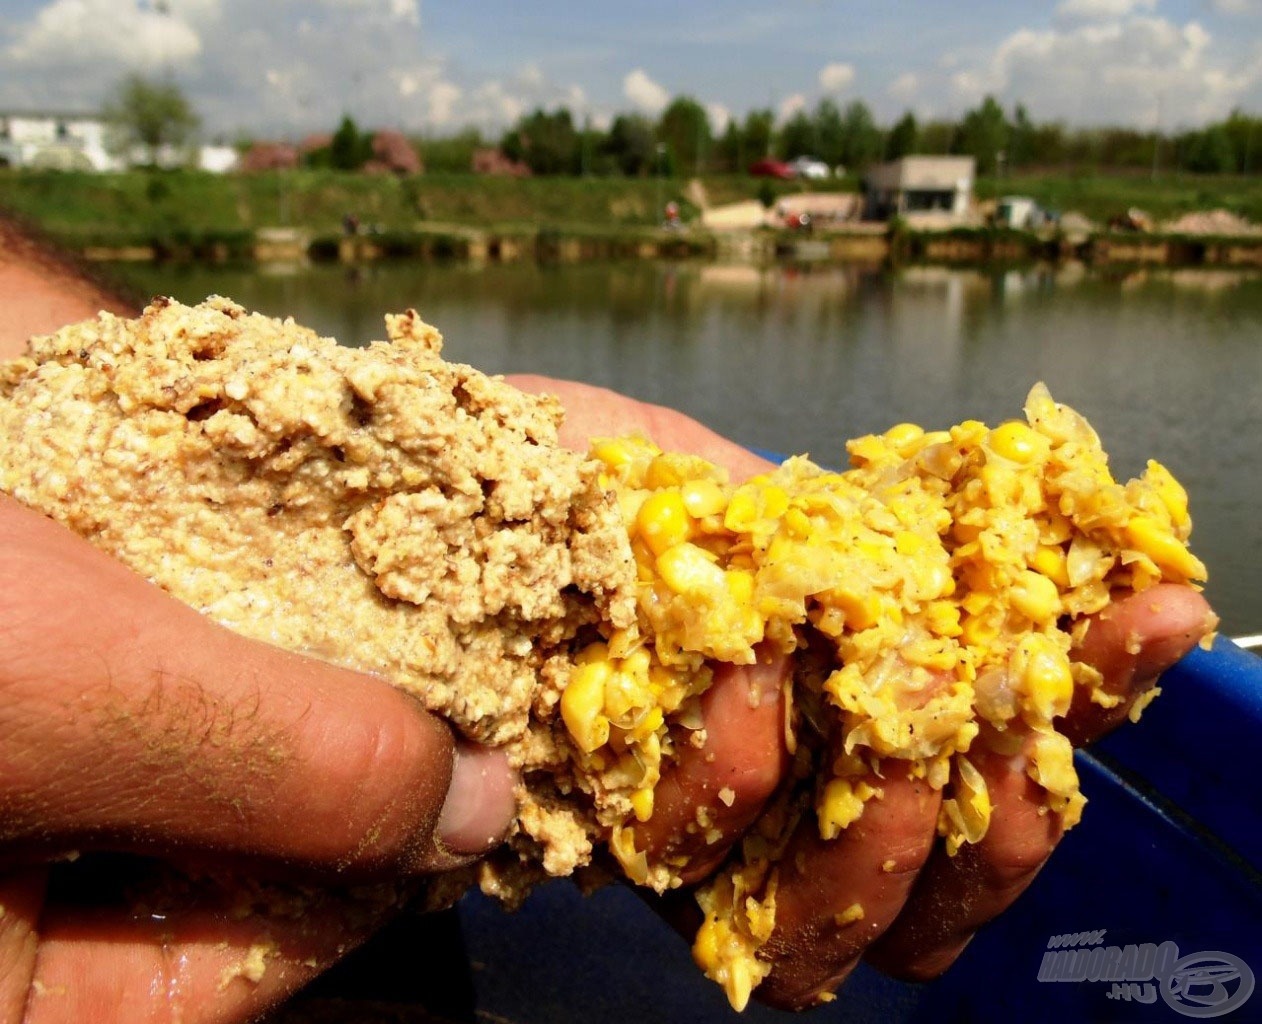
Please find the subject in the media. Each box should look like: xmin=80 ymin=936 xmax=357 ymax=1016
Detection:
xmin=113 ymin=259 xmax=1262 ymax=633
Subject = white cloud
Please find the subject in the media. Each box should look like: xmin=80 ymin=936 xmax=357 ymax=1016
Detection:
xmin=426 ymin=80 xmax=462 ymax=126
xmin=7 ymin=0 xmax=207 ymax=69
xmin=1055 ymin=0 xmax=1155 ymax=20
xmin=314 ymin=0 xmax=419 ymax=25
xmin=777 ymin=92 xmax=806 ymax=124
xmin=887 ymin=71 xmax=919 ymax=103
xmin=931 ymin=12 xmax=1257 ymax=126
xmin=623 ymin=68 xmax=670 ymax=115
xmin=818 ymin=61 xmax=855 ymax=93
xmin=706 ymin=102 xmax=731 ymax=133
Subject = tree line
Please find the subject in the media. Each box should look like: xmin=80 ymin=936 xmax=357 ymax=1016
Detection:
xmin=101 ymin=73 xmax=1260 ymax=179
xmin=423 ymin=95 xmax=1262 ymax=178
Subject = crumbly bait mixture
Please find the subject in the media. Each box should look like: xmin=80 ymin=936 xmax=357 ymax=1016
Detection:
xmin=0 ymin=299 xmax=1207 ymax=1012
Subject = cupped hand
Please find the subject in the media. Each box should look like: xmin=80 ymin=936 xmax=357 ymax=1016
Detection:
xmin=0 ymin=494 xmax=518 ymax=1024
xmin=511 ymin=374 xmax=1215 ymax=1011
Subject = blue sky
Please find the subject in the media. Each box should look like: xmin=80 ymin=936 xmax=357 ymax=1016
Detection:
xmin=2 ymin=0 xmax=1260 ymax=137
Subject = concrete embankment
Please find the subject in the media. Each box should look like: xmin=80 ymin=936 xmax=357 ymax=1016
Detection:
xmin=71 ymin=221 xmax=1262 ymax=269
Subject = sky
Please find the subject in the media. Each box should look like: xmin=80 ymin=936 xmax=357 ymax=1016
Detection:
xmin=2 ymin=0 xmax=1261 ymax=139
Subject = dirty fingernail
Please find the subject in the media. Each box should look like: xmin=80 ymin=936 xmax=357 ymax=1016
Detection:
xmin=437 ymin=743 xmax=517 ymax=854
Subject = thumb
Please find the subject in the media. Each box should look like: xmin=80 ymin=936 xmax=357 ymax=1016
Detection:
xmin=0 ymin=495 xmax=517 ymax=878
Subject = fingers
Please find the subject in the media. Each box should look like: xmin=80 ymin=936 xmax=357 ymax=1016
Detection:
xmin=0 ymin=868 xmax=46 ymax=1021
xmin=638 ymin=654 xmax=791 ymax=885
xmin=506 ymin=375 xmax=776 ymax=481
xmin=863 ymin=739 xmax=1059 ymax=981
xmin=23 ymin=870 xmax=404 ymax=1024
xmin=865 ymin=583 xmax=1215 ymax=982
xmin=0 ymin=496 xmax=517 ymax=879
xmin=757 ymin=769 xmax=941 ymax=1009
xmin=1059 ymin=582 xmax=1215 ymax=746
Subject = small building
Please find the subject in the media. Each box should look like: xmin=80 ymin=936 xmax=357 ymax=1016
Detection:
xmin=863 ymin=156 xmax=975 ymax=222
xmin=0 ymin=110 xmax=122 ymax=171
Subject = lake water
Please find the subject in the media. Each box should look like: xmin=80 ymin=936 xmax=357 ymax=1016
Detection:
xmin=113 ymin=259 xmax=1262 ymax=636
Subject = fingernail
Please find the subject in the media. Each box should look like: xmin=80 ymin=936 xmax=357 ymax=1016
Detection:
xmin=436 ymin=743 xmax=517 ymax=855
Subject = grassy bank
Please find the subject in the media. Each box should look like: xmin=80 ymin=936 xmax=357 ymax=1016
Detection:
xmin=974 ymin=171 xmax=1262 ymax=224
xmin=0 ymin=169 xmax=781 ymax=249
xmin=3 ymin=168 xmax=1261 ymax=268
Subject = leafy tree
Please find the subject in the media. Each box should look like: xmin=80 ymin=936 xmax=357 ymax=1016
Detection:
xmin=1008 ymin=104 xmax=1034 ymax=168
xmin=711 ymin=120 xmax=745 ymax=173
xmin=1221 ymin=109 xmax=1261 ymax=173
xmin=421 ymin=127 xmax=486 ymax=174
xmin=656 ymin=96 xmax=711 ymax=176
xmin=1181 ymin=125 xmax=1236 ymax=174
xmin=602 ymin=113 xmax=656 ymax=176
xmin=501 ymin=107 xmax=579 ymax=175
xmin=780 ymin=109 xmax=815 ymax=159
xmin=329 ymin=115 xmax=373 ymax=170
xmin=919 ymin=120 xmax=956 ymax=155
xmin=742 ymin=108 xmax=775 ymax=164
xmin=954 ymin=95 xmax=1009 ymax=174
xmin=103 ymin=73 xmax=199 ymax=166
xmin=813 ymin=99 xmax=845 ymax=168
xmin=839 ymin=100 xmax=882 ymax=170
xmin=886 ymin=111 xmax=919 ymax=161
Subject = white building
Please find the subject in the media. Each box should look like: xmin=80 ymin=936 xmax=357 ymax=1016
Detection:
xmin=0 ymin=111 xmax=122 ymax=171
xmin=863 ymin=156 xmax=976 ymax=222
xmin=0 ymin=110 xmax=238 ymax=173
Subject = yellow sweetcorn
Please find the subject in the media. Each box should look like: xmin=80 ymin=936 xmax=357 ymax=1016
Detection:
xmin=1013 ymin=633 xmax=1075 ymax=722
xmin=563 ymin=382 xmax=1204 ymax=1013
xmin=988 ymin=420 xmax=1049 ymax=464
xmin=637 ymin=489 xmax=692 ymax=555
xmin=818 ymin=778 xmax=881 ymax=840
xmin=1010 ymin=568 xmax=1062 ymax=624
xmin=561 ymin=660 xmax=612 ymax=753
xmin=1125 ymin=516 xmax=1207 ymax=581
xmin=1032 ymin=544 xmax=1071 ymax=588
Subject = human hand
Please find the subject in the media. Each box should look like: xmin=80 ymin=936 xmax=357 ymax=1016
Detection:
xmin=509 ymin=375 xmax=1215 ymax=1010
xmin=0 ymin=494 xmax=517 ymax=1024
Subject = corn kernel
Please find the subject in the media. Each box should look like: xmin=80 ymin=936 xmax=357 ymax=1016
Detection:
xmin=760 ymin=484 xmax=790 ymax=520
xmin=1010 ymin=568 xmax=1061 ymax=623
xmin=961 ymin=612 xmax=999 ymax=649
xmin=637 ymin=489 xmax=692 ymax=555
xmin=1031 ymin=544 xmax=1070 ymax=588
xmin=681 ymin=478 xmax=727 ymax=518
xmin=1015 ymin=635 xmax=1074 ymax=721
xmin=885 ymin=422 xmax=925 ymax=456
xmin=1145 ymin=460 xmax=1190 ymax=529
xmin=657 ymin=542 xmax=726 ymax=595
xmin=723 ymin=485 xmax=761 ymax=532
xmin=895 ymin=530 xmax=926 ymax=556
xmin=574 ymin=641 xmax=610 ymax=665
xmin=561 ymin=661 xmax=612 ymax=753
xmin=630 ymin=786 xmax=655 ymax=822
xmin=590 ymin=437 xmax=640 ymax=470
xmin=1124 ymin=516 xmax=1206 ymax=581
xmin=818 ymin=778 xmax=876 ymax=840
xmin=989 ymin=421 xmax=1047 ymax=464
xmin=725 ymin=568 xmax=755 ymax=605
xmin=784 ymin=507 xmax=813 ymax=538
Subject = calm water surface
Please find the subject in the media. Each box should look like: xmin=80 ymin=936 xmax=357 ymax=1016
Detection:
xmin=114 ymin=260 xmax=1262 ymax=635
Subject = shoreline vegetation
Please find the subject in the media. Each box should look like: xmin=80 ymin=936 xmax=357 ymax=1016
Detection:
xmin=3 ymin=169 xmax=1262 ymax=270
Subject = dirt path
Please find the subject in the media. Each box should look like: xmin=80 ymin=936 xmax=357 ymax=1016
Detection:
xmin=0 ymin=215 xmax=136 ymax=359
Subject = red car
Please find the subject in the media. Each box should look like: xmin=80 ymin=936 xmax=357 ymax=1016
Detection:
xmin=748 ymin=158 xmax=795 ymax=179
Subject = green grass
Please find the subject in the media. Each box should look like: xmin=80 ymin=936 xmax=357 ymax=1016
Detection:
xmin=975 ymin=171 xmax=1262 ymax=224
xmin=2 ymin=167 xmax=1259 ymax=254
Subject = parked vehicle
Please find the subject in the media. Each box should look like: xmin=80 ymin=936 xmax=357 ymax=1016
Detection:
xmin=789 ymin=156 xmax=831 ymax=180
xmin=748 ymin=158 xmax=795 ymax=179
